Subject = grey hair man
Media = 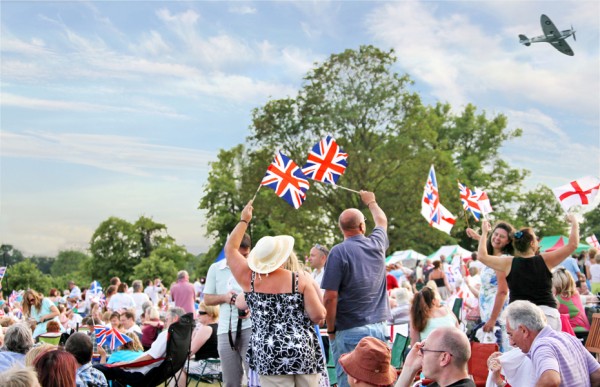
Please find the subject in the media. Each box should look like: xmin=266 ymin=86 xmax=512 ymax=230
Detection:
xmin=396 ymin=326 xmax=474 ymax=387
xmin=0 ymin=323 xmax=34 ymax=372
xmin=504 ymin=300 xmax=600 ymax=387
xmin=308 ymin=244 xmax=329 ymax=287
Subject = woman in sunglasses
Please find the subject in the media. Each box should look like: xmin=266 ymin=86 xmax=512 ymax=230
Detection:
xmin=22 ymin=289 xmax=61 ymax=338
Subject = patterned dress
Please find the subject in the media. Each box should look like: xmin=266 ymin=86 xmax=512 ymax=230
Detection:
xmin=479 ymin=265 xmax=510 ymax=351
xmin=245 ymin=272 xmax=324 ymax=376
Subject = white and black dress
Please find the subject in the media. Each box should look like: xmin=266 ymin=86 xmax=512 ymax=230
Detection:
xmin=245 ymin=271 xmax=324 ymax=376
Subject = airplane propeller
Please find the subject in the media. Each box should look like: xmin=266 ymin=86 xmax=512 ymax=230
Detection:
xmin=572 ymin=24 xmax=576 ymax=41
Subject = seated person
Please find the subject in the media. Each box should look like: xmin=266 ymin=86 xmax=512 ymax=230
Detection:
xmin=65 ymin=332 xmax=108 ymax=387
xmin=553 ymin=267 xmax=590 ymax=334
xmin=186 ymin=302 xmax=220 ymax=376
xmin=120 ymin=310 xmax=142 ymax=338
xmin=395 ymin=326 xmax=475 ymax=387
xmin=141 ymin=306 xmax=163 ymax=351
xmin=0 ymin=323 xmax=34 ymax=372
xmin=96 ymin=332 xmax=144 ymax=364
xmin=388 ymin=288 xmax=411 ymax=325
xmin=94 ymin=307 xmax=185 ymax=385
xmin=339 ymin=337 xmax=397 ymax=387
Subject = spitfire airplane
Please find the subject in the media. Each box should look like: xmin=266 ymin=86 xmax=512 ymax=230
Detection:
xmin=519 ymin=14 xmax=576 ymax=56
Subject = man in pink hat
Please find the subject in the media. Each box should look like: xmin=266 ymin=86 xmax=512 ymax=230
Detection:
xmin=339 ymin=336 xmax=397 ymax=387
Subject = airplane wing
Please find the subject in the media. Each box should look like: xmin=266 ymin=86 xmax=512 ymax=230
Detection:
xmin=541 ymin=14 xmax=560 ymax=39
xmin=550 ymin=39 xmax=574 ymax=56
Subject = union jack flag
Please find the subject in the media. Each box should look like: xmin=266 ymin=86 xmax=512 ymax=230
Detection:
xmin=94 ymin=325 xmax=110 ymax=343
xmin=261 ymin=151 xmax=310 ymax=209
xmin=8 ymin=290 xmax=23 ymax=306
xmin=422 ymin=165 xmax=441 ymax=224
xmin=301 ymin=136 xmax=348 ymax=184
xmin=0 ymin=266 xmax=5 ymax=280
xmin=96 ymin=326 xmax=132 ymax=350
xmin=458 ymin=182 xmax=483 ymax=221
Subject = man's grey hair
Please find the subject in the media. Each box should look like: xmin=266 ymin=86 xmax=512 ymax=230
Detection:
xmin=168 ymin=307 xmax=186 ymax=319
xmin=132 ymin=279 xmax=143 ymax=292
xmin=3 ymin=323 xmax=34 ymax=354
xmin=177 ymin=270 xmax=188 ymax=281
xmin=505 ymin=300 xmax=547 ymax=332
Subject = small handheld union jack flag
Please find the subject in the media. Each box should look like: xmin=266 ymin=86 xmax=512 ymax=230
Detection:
xmin=421 ymin=165 xmax=455 ymax=234
xmin=96 ymin=326 xmax=132 ymax=350
xmin=260 ymin=151 xmax=310 ymax=209
xmin=458 ymin=182 xmax=483 ymax=221
xmin=301 ymin=136 xmax=348 ymax=185
xmin=0 ymin=267 xmax=6 ymax=280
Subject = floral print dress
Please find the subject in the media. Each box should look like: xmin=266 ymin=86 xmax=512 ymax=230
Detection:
xmin=245 ymin=271 xmax=324 ymax=376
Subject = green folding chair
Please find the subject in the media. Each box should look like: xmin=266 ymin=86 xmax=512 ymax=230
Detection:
xmin=452 ymin=298 xmax=463 ymax=323
xmin=327 ymin=346 xmax=337 ymax=386
xmin=390 ymin=332 xmax=410 ymax=369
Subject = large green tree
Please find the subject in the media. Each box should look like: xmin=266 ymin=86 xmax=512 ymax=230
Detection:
xmin=200 ymin=45 xmax=532 ymax=257
xmin=3 ymin=260 xmax=52 ymax=294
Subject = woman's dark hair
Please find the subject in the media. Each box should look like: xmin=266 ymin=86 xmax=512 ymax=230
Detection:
xmin=34 ymin=349 xmax=78 ymax=387
xmin=486 ymin=221 xmax=515 ymax=255
xmin=512 ymin=227 xmax=536 ymax=254
xmin=410 ymin=287 xmax=436 ymax=333
xmin=117 ymin=283 xmax=128 ymax=293
xmin=432 ymin=261 xmax=441 ymax=269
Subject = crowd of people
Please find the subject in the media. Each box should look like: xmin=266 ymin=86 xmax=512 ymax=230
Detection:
xmin=1 ymin=189 xmax=600 ymax=387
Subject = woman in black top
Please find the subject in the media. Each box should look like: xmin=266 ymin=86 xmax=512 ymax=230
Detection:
xmin=477 ymin=213 xmax=579 ymax=330
xmin=186 ymin=302 xmax=220 ymax=377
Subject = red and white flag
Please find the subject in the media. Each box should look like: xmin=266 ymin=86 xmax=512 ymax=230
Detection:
xmin=421 ymin=201 xmax=456 ymax=234
xmin=477 ymin=190 xmax=494 ymax=216
xmin=586 ymin=235 xmax=600 ymax=249
xmin=552 ymin=176 xmax=600 ymax=212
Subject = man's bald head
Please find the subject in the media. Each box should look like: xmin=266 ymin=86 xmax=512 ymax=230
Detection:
xmin=339 ymin=209 xmax=365 ymax=233
xmin=428 ymin=326 xmax=471 ymax=367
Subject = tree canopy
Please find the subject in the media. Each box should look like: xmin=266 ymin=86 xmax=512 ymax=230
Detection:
xmin=199 ymin=45 xmax=573 ymax=258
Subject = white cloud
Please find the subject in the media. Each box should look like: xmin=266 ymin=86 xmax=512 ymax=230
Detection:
xmin=1 ymin=131 xmax=217 ymax=177
xmin=131 ymin=30 xmax=171 ymax=56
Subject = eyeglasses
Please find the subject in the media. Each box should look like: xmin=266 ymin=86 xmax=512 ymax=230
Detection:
xmin=419 ymin=347 xmax=452 ymax=357
xmin=314 ymin=244 xmax=329 ymax=255
xmin=197 ymin=311 xmax=208 ymax=316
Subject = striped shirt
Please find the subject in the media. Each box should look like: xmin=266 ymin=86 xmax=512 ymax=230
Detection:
xmin=529 ymin=326 xmax=600 ymax=386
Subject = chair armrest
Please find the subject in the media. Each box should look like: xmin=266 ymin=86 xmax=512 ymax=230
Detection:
xmin=105 ymin=357 xmax=165 ymax=368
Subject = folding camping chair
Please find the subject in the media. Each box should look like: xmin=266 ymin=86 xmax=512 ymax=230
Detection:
xmin=390 ymin=332 xmax=410 ymax=370
xmin=104 ymin=312 xmax=194 ymax=387
xmin=585 ymin=313 xmax=600 ymax=360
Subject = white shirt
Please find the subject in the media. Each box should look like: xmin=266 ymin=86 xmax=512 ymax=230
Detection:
xmin=107 ymin=293 xmax=136 ymax=312
xmin=144 ymin=285 xmax=162 ymax=305
xmin=131 ymin=292 xmax=150 ymax=320
xmin=126 ymin=323 xmax=143 ymax=335
xmin=124 ymin=329 xmax=168 ymax=374
xmin=312 ymin=269 xmax=324 ymax=287
xmin=590 ymin=264 xmax=600 ymax=283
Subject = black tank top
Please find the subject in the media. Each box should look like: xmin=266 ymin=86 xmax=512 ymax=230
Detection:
xmin=506 ymin=255 xmax=556 ymax=308
xmin=195 ymin=323 xmax=219 ymax=361
xmin=434 ymin=278 xmax=446 ymax=288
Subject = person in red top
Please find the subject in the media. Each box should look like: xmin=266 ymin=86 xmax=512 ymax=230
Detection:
xmin=170 ymin=270 xmax=196 ymax=316
xmin=386 ymin=264 xmax=399 ymax=291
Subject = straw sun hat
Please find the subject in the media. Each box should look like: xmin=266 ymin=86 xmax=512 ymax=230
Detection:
xmin=247 ymin=235 xmax=294 ymax=274
xmin=339 ymin=337 xmax=397 ymax=386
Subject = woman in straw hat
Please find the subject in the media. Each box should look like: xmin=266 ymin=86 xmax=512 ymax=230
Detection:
xmin=225 ymin=200 xmax=326 ymax=387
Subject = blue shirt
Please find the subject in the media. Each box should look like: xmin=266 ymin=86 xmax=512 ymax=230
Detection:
xmin=558 ymin=257 xmax=581 ymax=281
xmin=321 ymin=226 xmax=391 ymax=331
xmin=0 ymin=351 xmax=25 ymax=372
xmin=76 ymin=362 xmax=108 ymax=387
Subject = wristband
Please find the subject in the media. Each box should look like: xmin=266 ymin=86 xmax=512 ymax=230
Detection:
xmin=327 ymin=329 xmax=336 ymax=334
xmin=239 ymin=219 xmax=249 ymax=225
xmin=366 ymin=200 xmax=377 ymax=207
xmin=230 ymin=293 xmax=238 ymax=305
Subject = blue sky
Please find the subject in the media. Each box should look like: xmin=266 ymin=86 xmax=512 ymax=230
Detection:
xmin=1 ymin=1 xmax=599 ymax=257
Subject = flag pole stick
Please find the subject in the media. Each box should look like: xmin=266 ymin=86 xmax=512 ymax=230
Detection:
xmin=332 ymin=184 xmax=361 ymax=194
xmin=457 ymin=180 xmax=470 ymax=228
xmin=251 ymin=183 xmax=262 ymax=202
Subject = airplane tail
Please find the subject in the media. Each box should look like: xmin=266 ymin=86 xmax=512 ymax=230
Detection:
xmin=519 ymin=34 xmax=531 ymax=46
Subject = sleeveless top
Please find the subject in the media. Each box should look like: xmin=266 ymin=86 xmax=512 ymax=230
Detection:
xmin=245 ymin=271 xmax=324 ymax=375
xmin=506 ymin=255 xmax=556 ymax=308
xmin=420 ymin=312 xmax=456 ymax=341
xmin=195 ymin=323 xmax=219 ymax=361
xmin=434 ymin=278 xmax=446 ymax=288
